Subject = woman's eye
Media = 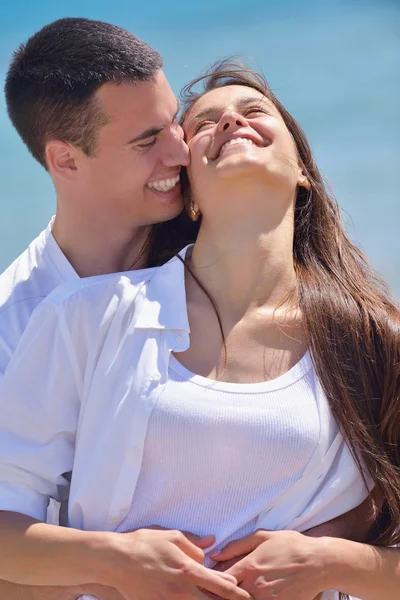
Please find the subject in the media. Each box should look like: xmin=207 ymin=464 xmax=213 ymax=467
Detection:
xmin=193 ymin=121 xmax=215 ymax=134
xmin=244 ymin=108 xmax=266 ymax=117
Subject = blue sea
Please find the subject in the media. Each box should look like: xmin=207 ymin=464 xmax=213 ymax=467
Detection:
xmin=0 ymin=0 xmax=399 ymax=296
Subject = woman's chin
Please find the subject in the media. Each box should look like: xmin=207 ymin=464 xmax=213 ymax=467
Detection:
xmin=214 ymin=154 xmax=265 ymax=176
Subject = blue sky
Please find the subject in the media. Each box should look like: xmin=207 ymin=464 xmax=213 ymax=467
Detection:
xmin=0 ymin=0 xmax=399 ymax=295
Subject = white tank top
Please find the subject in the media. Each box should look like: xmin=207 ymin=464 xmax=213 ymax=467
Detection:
xmin=118 ymin=350 xmax=334 ymax=564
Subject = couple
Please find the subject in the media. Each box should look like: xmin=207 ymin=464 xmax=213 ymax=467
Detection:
xmin=0 ymin=17 xmax=399 ymax=600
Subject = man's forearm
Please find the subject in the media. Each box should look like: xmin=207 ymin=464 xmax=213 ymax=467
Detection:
xmin=322 ymin=537 xmax=400 ymax=600
xmin=0 ymin=579 xmax=78 ymax=600
xmin=0 ymin=579 xmax=124 ymax=600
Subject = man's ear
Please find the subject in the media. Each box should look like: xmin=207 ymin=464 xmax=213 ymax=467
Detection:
xmin=45 ymin=140 xmax=79 ymax=181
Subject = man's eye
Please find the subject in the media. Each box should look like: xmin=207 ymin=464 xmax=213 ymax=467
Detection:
xmin=137 ymin=137 xmax=158 ymax=149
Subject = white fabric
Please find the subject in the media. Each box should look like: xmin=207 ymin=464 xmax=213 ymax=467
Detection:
xmin=119 ymin=351 xmax=330 ymax=566
xmin=0 ymin=247 xmax=372 ymax=600
xmin=0 ymin=218 xmax=78 ymax=525
xmin=0 ymin=217 xmax=78 ymax=376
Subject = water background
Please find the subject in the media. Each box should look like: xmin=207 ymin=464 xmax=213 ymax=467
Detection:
xmin=0 ymin=0 xmax=399 ymax=296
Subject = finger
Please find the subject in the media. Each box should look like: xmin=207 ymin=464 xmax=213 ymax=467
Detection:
xmin=223 ymin=557 xmax=248 ymax=582
xmin=210 ymin=531 xmax=269 ymax=561
xmin=193 ymin=565 xmax=253 ymax=600
xmin=212 ymin=571 xmax=238 ymax=584
xmin=212 ymin=554 xmax=247 ymax=572
xmin=174 ymin=532 xmax=209 ymax=564
xmin=129 ymin=525 xmax=215 ymax=548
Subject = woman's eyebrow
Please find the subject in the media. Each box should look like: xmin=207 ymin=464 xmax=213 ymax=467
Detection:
xmin=187 ymin=95 xmax=268 ymax=131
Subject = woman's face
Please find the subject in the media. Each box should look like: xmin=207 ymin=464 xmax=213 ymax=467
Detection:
xmin=183 ymin=85 xmax=304 ymax=211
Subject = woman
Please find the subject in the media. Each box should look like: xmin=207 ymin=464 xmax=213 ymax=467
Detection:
xmin=0 ymin=59 xmax=398 ymax=600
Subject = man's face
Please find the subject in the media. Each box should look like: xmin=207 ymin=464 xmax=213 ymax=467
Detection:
xmin=79 ymin=70 xmax=189 ymax=229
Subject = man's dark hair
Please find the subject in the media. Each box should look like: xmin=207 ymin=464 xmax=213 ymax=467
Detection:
xmin=5 ymin=17 xmax=163 ymax=169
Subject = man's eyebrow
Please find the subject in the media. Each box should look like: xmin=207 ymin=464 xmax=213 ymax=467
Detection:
xmin=127 ymin=99 xmax=180 ymax=145
xmin=127 ymin=126 xmax=164 ymax=145
xmin=187 ymin=95 xmax=267 ymax=131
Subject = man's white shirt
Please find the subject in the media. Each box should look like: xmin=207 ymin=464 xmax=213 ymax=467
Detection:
xmin=0 ymin=218 xmax=78 ymax=525
xmin=0 ymin=218 xmax=78 ymax=376
xmin=0 ymin=235 xmax=367 ymax=600
xmin=0 ymin=248 xmax=371 ymax=529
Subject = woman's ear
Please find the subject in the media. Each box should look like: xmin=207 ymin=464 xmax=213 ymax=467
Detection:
xmin=297 ymin=172 xmax=311 ymax=190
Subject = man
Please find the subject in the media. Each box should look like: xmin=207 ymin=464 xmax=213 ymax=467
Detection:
xmin=0 ymin=16 xmax=191 ymax=600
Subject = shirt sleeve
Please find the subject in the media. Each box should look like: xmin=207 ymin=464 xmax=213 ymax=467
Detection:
xmin=0 ymin=300 xmax=82 ymax=522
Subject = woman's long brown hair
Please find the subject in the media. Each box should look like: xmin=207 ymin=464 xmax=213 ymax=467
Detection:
xmin=147 ymin=58 xmax=400 ymax=547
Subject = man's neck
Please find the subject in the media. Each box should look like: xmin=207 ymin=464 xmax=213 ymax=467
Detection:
xmin=51 ymin=214 xmax=150 ymax=277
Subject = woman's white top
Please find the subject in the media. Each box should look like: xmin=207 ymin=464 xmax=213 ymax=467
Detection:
xmin=119 ymin=351 xmax=329 ymax=565
xmin=0 ymin=247 xmax=372 ymax=600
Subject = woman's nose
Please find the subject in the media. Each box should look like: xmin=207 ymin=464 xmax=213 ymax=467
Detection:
xmin=218 ymin=111 xmax=248 ymax=133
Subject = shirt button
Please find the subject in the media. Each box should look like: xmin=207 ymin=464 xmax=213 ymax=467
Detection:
xmin=111 ymin=516 xmax=120 ymax=524
xmin=153 ymin=372 xmax=161 ymax=381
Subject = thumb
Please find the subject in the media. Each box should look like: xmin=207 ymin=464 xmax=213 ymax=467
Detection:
xmin=210 ymin=531 xmax=269 ymax=561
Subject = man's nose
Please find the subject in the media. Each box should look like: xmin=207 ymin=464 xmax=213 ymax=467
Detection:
xmin=217 ymin=110 xmax=248 ymax=133
xmin=161 ymin=124 xmax=190 ymax=167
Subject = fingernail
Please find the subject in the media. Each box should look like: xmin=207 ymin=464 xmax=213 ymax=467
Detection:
xmin=210 ymin=551 xmax=221 ymax=558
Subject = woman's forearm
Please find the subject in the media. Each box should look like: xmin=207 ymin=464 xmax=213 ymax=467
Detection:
xmin=320 ymin=537 xmax=400 ymax=600
xmin=0 ymin=511 xmax=113 ymax=587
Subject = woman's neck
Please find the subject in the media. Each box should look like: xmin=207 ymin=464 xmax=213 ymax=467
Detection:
xmin=189 ymin=196 xmax=298 ymax=320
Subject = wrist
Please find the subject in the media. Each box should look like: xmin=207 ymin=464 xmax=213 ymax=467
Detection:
xmin=78 ymin=530 xmax=123 ymax=588
xmin=315 ymin=537 xmax=374 ymax=592
xmin=89 ymin=530 xmax=140 ymax=589
xmin=305 ymin=536 xmax=337 ymax=591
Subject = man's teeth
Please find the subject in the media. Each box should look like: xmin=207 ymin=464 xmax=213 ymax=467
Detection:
xmin=147 ymin=175 xmax=180 ymax=192
xmin=219 ymin=137 xmax=255 ymax=156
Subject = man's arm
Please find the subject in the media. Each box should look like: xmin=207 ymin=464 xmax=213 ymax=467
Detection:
xmin=0 ymin=579 xmax=124 ymax=600
xmin=321 ymin=537 xmax=400 ymax=600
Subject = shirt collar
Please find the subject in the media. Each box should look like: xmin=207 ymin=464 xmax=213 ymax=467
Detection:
xmin=135 ymin=245 xmax=192 ymax=332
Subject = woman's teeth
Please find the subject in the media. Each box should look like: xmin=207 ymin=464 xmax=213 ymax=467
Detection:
xmin=147 ymin=174 xmax=180 ymax=192
xmin=219 ymin=137 xmax=255 ymax=156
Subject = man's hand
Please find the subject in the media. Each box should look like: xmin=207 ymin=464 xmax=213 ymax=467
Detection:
xmin=105 ymin=528 xmax=253 ymax=600
xmin=210 ymin=530 xmax=328 ymax=600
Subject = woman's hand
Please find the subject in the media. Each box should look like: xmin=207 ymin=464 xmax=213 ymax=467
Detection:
xmin=104 ymin=528 xmax=253 ymax=600
xmin=210 ymin=530 xmax=329 ymax=600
